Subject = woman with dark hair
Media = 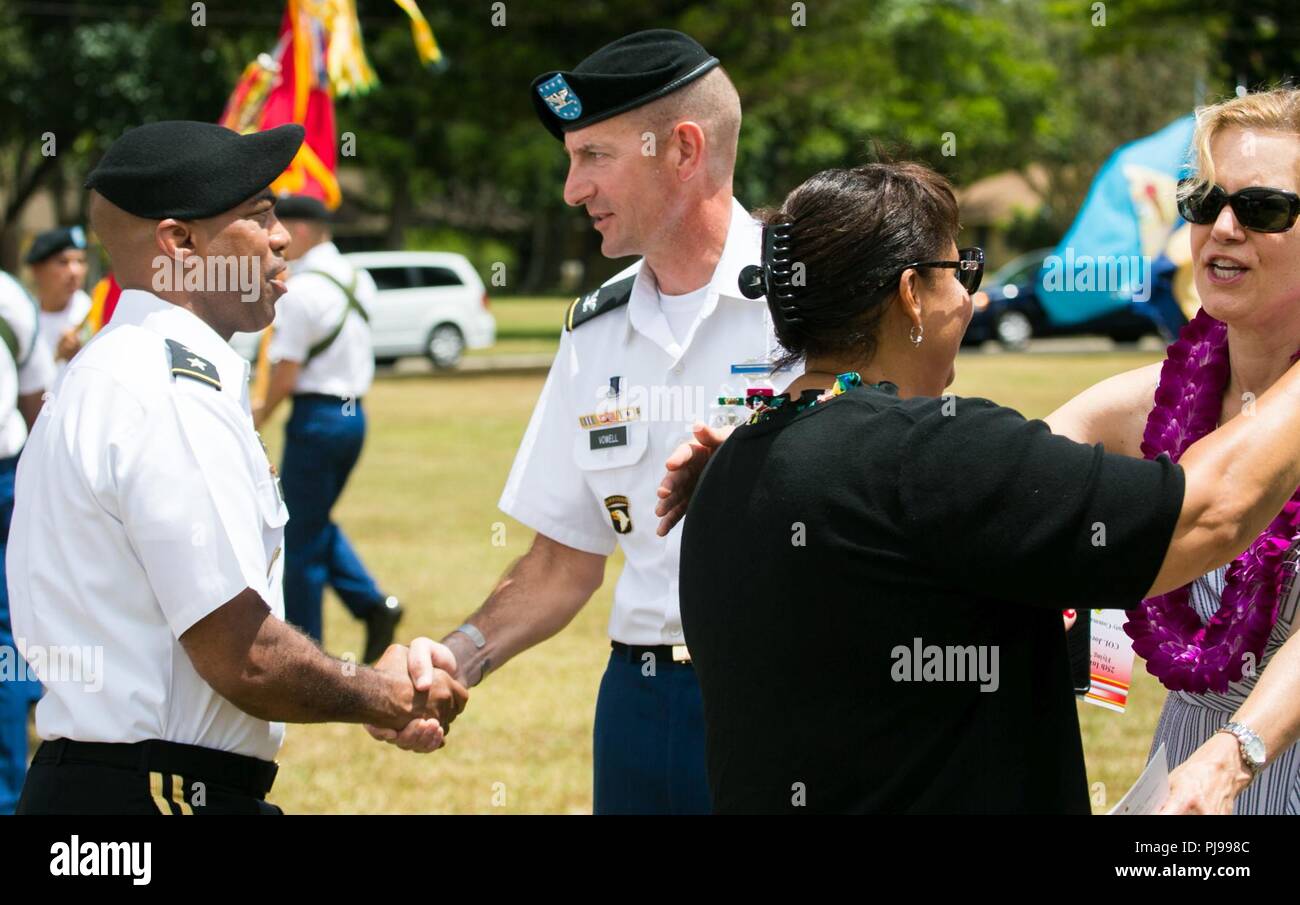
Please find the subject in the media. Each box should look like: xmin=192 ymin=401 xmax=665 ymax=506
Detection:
xmin=664 ymin=159 xmax=1300 ymax=814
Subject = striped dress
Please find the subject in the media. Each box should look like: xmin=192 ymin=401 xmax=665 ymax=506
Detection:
xmin=1147 ymin=556 xmax=1300 ymax=814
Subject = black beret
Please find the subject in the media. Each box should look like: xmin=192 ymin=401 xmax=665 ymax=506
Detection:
xmin=530 ymin=29 xmax=719 ymax=141
xmin=85 ymin=121 xmax=305 ymax=220
xmin=274 ymin=193 xmax=331 ymax=222
xmin=24 ymin=225 xmax=87 ymax=265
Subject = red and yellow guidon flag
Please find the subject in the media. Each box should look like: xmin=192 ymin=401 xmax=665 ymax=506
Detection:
xmin=82 ymin=273 xmax=121 ymax=338
xmin=219 ymin=0 xmax=442 ymax=209
xmin=221 ymin=0 xmax=441 ymax=405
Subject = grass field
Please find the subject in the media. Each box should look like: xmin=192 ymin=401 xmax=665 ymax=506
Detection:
xmin=464 ymin=296 xmax=569 ymax=358
xmin=27 ymin=298 xmax=1171 ymax=813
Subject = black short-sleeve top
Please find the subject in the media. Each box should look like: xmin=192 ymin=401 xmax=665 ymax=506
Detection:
xmin=678 ymin=382 xmax=1185 ymax=814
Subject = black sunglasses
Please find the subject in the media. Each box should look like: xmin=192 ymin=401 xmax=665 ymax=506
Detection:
xmin=879 ymin=246 xmax=984 ymax=295
xmin=1177 ymin=180 xmax=1300 ymax=233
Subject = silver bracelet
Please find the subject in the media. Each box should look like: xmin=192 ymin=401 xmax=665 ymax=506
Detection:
xmin=453 ymin=623 xmax=490 ymax=685
xmin=454 ymin=623 xmax=486 ymax=649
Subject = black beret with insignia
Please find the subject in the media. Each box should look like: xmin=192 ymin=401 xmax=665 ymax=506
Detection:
xmin=274 ymin=193 xmax=331 ymax=222
xmin=24 ymin=225 xmax=87 ymax=265
xmin=85 ymin=121 xmax=305 ymax=220
xmin=531 ymin=29 xmax=720 ymax=141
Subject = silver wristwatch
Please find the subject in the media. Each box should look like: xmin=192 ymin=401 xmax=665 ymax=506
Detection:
xmin=1218 ymin=721 xmax=1266 ymax=777
xmin=453 ymin=623 xmax=487 ymax=649
xmin=452 ymin=623 xmax=490 ymax=686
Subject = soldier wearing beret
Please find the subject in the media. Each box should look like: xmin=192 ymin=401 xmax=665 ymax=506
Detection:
xmin=253 ymin=193 xmax=403 ymax=664
xmin=376 ymin=30 xmax=801 ymax=814
xmin=24 ymin=226 xmax=91 ymax=371
xmin=9 ymin=121 xmax=466 ymax=814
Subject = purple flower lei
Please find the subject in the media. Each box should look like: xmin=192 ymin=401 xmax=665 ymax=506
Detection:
xmin=1124 ymin=309 xmax=1300 ymax=694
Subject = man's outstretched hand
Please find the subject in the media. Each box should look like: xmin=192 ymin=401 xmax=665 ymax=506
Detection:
xmin=655 ymin=422 xmax=733 ymax=536
xmin=365 ymin=638 xmax=468 ymax=753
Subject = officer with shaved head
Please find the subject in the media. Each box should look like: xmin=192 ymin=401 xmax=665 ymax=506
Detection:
xmin=10 ymin=121 xmax=465 ymax=814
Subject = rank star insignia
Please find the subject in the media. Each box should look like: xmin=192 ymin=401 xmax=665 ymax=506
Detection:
xmin=165 ymin=338 xmax=221 ymax=390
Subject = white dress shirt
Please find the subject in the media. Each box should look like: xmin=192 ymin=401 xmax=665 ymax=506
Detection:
xmin=499 ymin=198 xmax=799 ymax=646
xmin=8 ymin=290 xmax=288 ymax=760
xmin=0 ymin=271 xmax=56 ymax=458
xmin=269 ymin=241 xmax=376 ymax=399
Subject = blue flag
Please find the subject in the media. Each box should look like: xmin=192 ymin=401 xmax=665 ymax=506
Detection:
xmin=1037 ymin=115 xmax=1195 ymax=325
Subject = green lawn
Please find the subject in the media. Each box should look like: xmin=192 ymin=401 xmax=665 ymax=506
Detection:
xmin=465 ymin=296 xmax=568 ymax=359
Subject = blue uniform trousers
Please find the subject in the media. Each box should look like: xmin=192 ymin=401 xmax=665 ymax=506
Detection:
xmin=280 ymin=395 xmax=385 ymax=642
xmin=0 ymin=453 xmax=40 ymax=814
xmin=592 ymin=649 xmax=711 ymax=814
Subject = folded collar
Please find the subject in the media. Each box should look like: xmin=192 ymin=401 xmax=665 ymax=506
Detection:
xmin=626 ymin=197 xmax=763 ymax=354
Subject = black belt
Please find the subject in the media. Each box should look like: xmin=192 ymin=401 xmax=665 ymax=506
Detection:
xmin=34 ymin=739 xmax=278 ymax=799
xmin=293 ymin=392 xmax=361 ymax=405
xmin=611 ymin=641 xmax=692 ymax=665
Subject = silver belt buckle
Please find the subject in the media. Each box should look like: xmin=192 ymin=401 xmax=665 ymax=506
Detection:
xmin=671 ymin=644 xmax=691 ymax=664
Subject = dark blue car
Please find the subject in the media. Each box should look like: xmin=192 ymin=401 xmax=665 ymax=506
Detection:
xmin=964 ymin=248 xmax=1187 ymax=350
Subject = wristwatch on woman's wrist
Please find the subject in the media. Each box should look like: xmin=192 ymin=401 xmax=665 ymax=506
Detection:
xmin=1217 ymin=721 xmax=1266 ymax=778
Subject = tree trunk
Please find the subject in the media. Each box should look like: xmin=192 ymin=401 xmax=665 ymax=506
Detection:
xmin=520 ymin=205 xmax=550 ymax=294
xmin=1 ymin=151 xmax=61 ymax=272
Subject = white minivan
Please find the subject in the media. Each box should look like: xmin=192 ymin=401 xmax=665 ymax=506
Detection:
xmin=231 ymin=250 xmax=496 ymax=369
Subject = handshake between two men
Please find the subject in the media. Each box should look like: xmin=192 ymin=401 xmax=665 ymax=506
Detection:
xmin=177 ymin=592 xmax=468 ymax=756
xmin=364 ymin=637 xmax=468 ymax=753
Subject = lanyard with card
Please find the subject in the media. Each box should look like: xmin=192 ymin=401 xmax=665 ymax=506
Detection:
xmin=1083 ymin=608 xmax=1137 ymax=713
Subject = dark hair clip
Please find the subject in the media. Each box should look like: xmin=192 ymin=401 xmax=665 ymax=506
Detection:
xmin=737 ymin=221 xmax=801 ymax=324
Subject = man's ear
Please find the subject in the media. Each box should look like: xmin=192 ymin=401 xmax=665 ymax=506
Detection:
xmin=155 ymin=218 xmax=196 ymax=261
xmin=671 ymin=121 xmax=707 ymax=182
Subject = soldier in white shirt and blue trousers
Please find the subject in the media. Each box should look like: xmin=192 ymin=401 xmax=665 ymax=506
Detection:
xmin=0 ymin=269 xmax=55 ymax=814
xmin=254 ymin=194 xmax=402 ymax=664
xmin=372 ymin=30 xmax=798 ymax=814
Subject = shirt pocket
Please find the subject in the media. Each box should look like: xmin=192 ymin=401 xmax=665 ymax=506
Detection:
xmin=256 ymin=475 xmax=289 ymax=572
xmin=571 ymin=420 xmax=649 ymax=474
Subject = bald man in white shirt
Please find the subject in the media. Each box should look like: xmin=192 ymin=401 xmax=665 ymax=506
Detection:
xmin=10 ymin=122 xmax=461 ymax=815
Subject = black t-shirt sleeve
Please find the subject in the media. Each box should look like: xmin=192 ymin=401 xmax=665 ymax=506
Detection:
xmin=896 ymin=397 xmax=1185 ymax=608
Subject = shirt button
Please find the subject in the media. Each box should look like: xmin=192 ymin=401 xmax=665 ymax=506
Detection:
xmin=669 ymin=625 xmax=682 ymax=636
xmin=673 ymin=365 xmax=684 ymax=375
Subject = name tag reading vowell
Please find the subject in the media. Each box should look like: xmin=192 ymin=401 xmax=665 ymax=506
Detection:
xmin=590 ymin=426 xmax=628 ymax=450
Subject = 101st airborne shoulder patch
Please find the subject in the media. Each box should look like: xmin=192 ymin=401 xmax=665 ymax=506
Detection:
xmin=604 ymin=494 xmax=632 ymax=534
xmin=165 ymin=338 xmax=221 ymax=391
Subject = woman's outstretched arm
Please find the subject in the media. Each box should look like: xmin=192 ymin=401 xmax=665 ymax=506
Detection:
xmin=1043 ymin=361 xmax=1161 ymax=454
